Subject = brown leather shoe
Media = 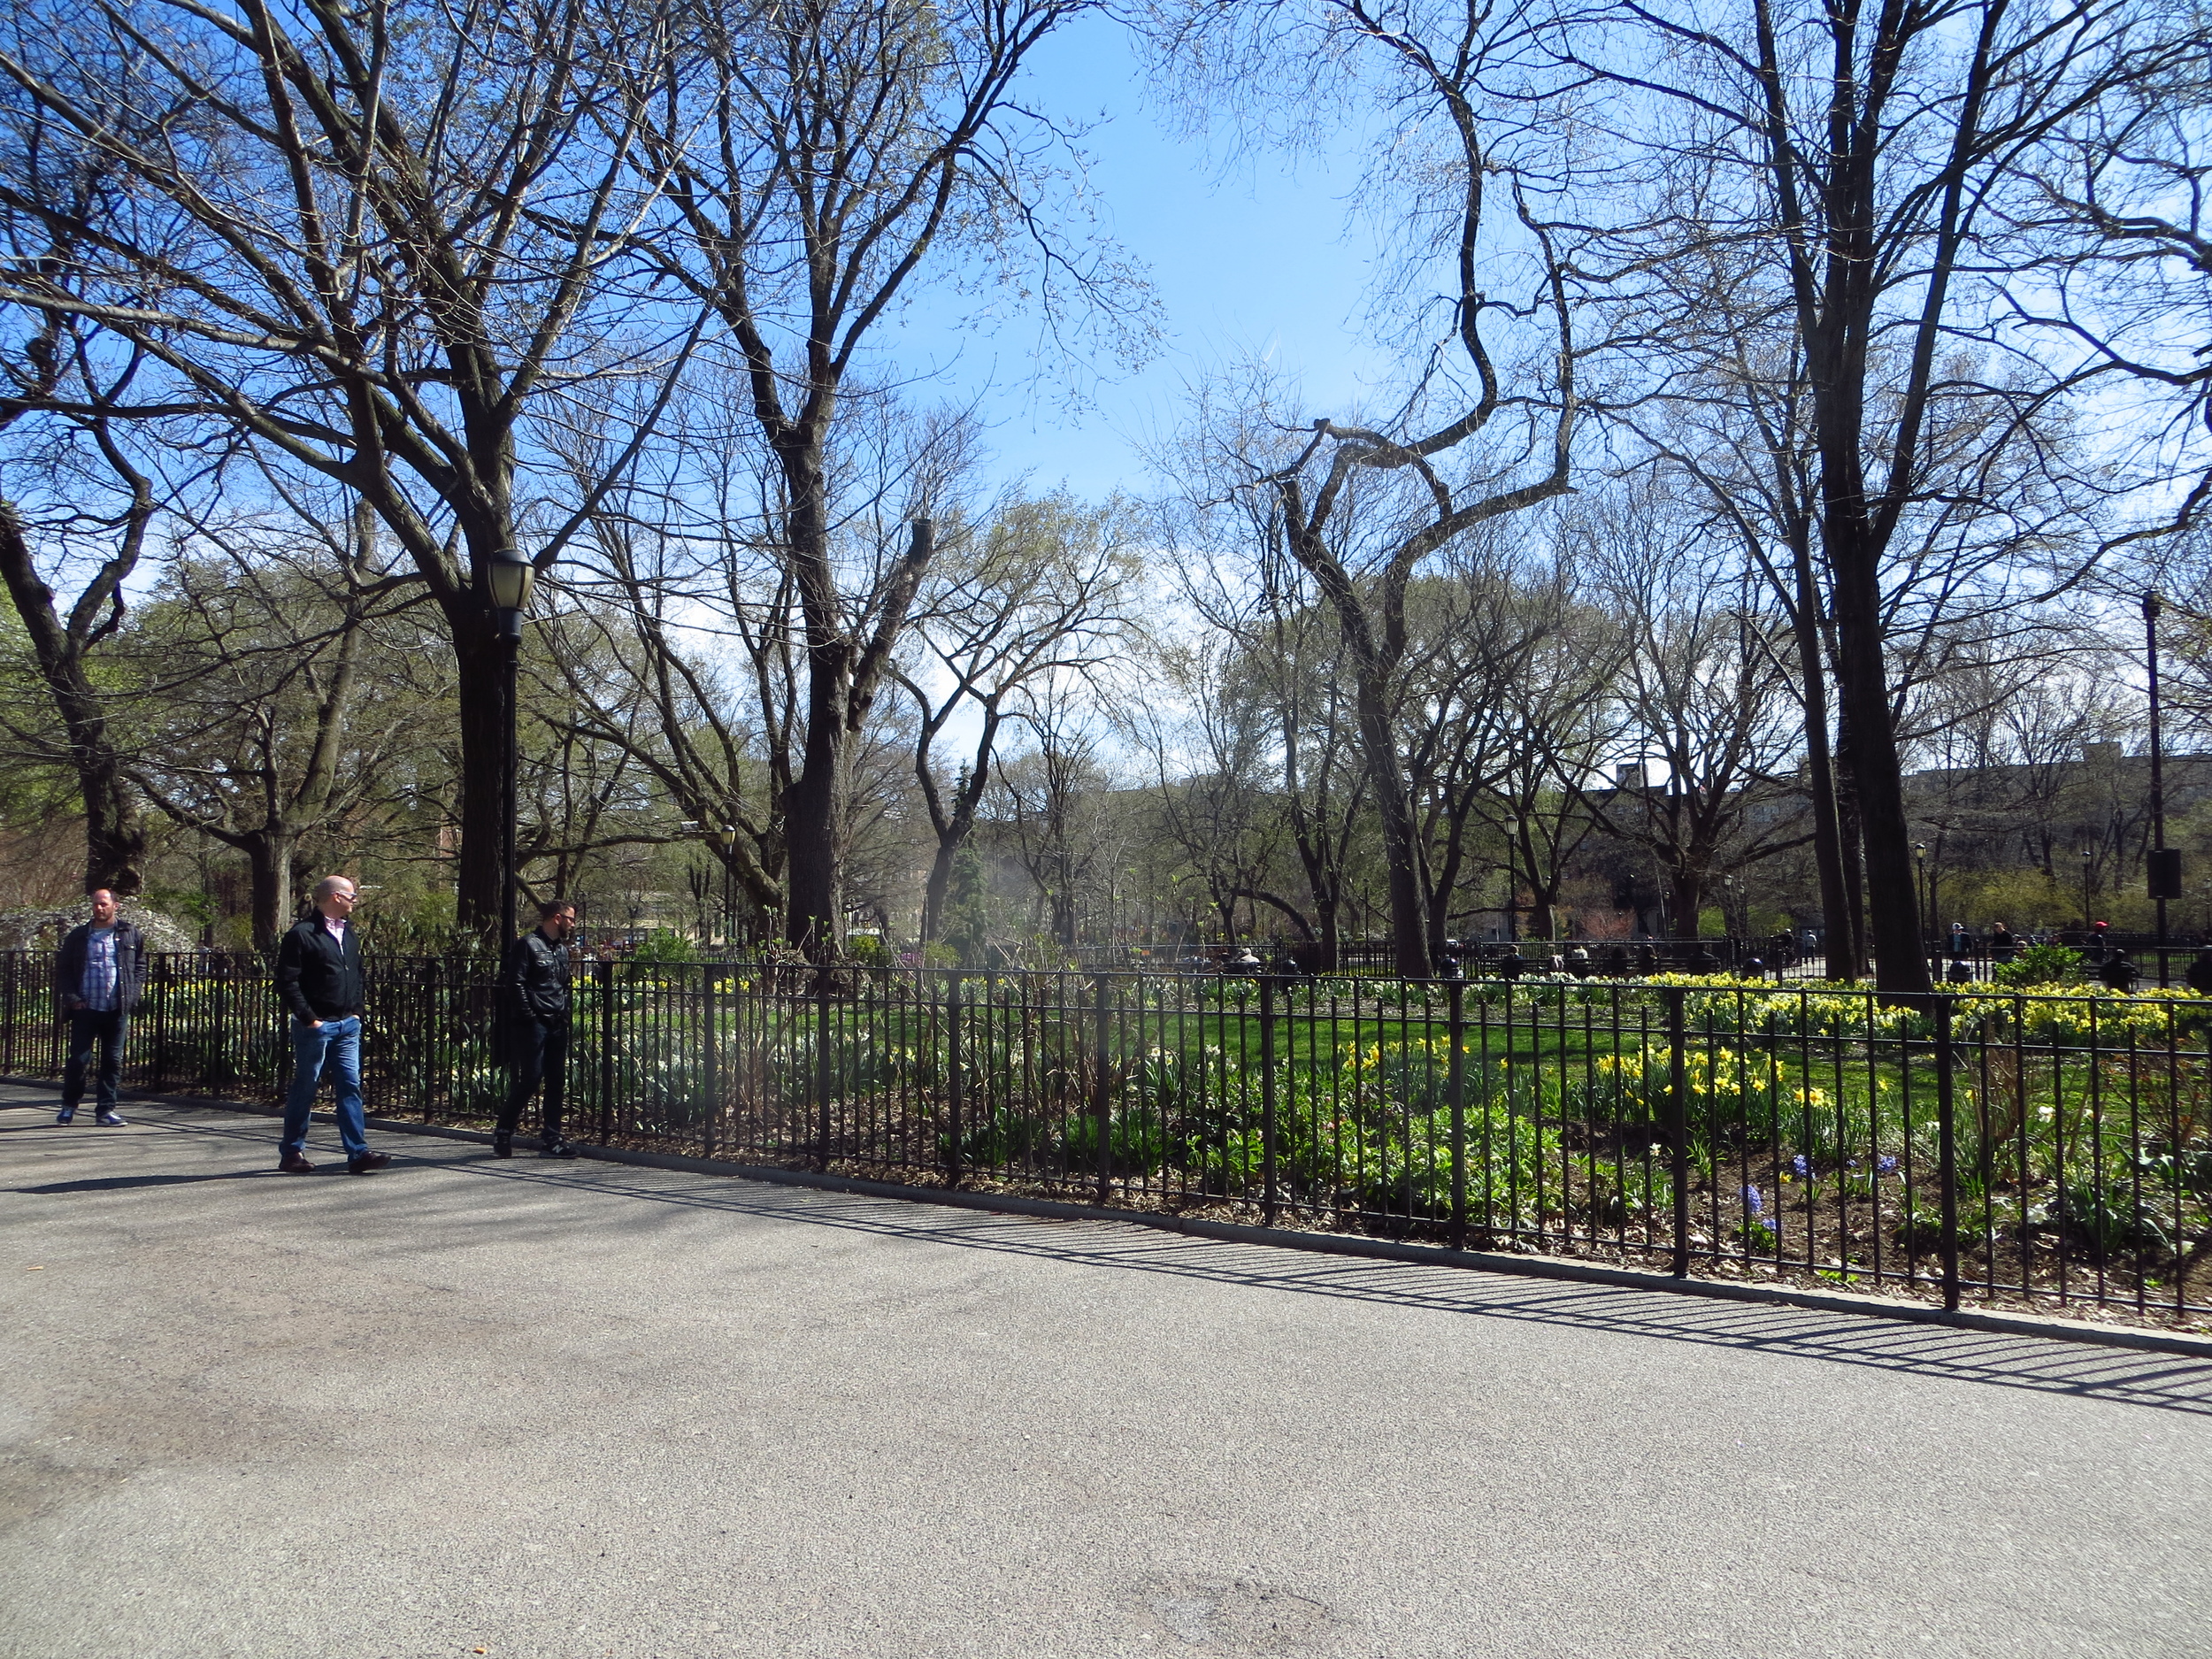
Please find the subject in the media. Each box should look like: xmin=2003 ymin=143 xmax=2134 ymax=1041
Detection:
xmin=346 ymin=1152 xmax=390 ymax=1175
xmin=279 ymin=1152 xmax=317 ymax=1174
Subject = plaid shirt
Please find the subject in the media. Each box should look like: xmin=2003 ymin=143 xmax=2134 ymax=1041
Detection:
xmin=80 ymin=926 xmax=118 ymax=1011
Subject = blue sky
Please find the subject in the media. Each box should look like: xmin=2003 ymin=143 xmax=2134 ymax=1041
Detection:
xmin=886 ymin=13 xmax=1393 ymax=503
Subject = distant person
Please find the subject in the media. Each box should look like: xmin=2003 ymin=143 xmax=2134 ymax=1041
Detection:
xmin=275 ymin=875 xmax=386 ymax=1174
xmin=2089 ymin=919 xmax=2111 ymax=963
xmin=2099 ymin=950 xmax=2139 ymax=994
xmin=1988 ymin=922 xmax=2017 ymax=965
xmin=2186 ymin=946 xmax=2212 ymax=996
xmin=498 ymin=899 xmax=580 ymax=1159
xmin=1948 ymin=922 xmax=1971 ymax=961
xmin=53 ymin=888 xmax=146 ymax=1126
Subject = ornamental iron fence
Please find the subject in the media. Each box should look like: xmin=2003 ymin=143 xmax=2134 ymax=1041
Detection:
xmin=5 ymin=951 xmax=2209 ymax=1326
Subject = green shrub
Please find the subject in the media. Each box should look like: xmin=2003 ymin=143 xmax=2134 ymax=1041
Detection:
xmin=1994 ymin=942 xmax=2080 ymax=987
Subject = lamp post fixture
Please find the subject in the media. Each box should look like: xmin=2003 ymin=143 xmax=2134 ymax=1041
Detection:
xmin=2145 ymin=594 xmax=2183 ymax=984
xmin=1914 ymin=841 xmax=1928 ymax=963
xmin=717 ymin=826 xmax=738 ymax=947
xmin=2079 ymin=840 xmax=2095 ymax=934
xmin=1502 ymin=816 xmax=1520 ymax=944
xmin=485 ymin=545 xmax=535 ymax=945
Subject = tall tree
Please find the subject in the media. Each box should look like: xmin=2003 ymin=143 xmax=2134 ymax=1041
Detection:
xmin=0 ymin=0 xmax=687 ymax=932
xmin=1562 ymin=0 xmax=2147 ymax=993
xmin=632 ymin=0 xmax=1141 ymax=956
xmin=1150 ymin=0 xmax=1580 ymax=974
xmin=898 ymin=492 xmax=1132 ymax=945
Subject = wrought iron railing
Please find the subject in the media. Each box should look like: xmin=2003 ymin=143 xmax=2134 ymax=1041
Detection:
xmin=6 ymin=952 xmax=2208 ymax=1325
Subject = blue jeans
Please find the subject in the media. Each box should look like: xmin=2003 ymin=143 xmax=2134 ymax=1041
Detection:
xmin=281 ymin=1016 xmax=367 ymax=1158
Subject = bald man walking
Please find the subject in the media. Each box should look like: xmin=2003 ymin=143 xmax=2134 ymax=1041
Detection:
xmin=274 ymin=875 xmax=388 ymax=1175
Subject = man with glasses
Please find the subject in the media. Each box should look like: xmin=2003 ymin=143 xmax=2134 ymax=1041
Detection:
xmin=54 ymin=888 xmax=147 ymax=1126
xmin=274 ymin=875 xmax=387 ymax=1175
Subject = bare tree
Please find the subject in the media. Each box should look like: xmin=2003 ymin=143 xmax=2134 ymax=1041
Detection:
xmin=123 ymin=498 xmax=442 ymax=946
xmin=1560 ymin=0 xmax=2149 ymax=993
xmin=629 ymin=0 xmax=1142 ymax=956
xmin=897 ymin=491 xmax=1132 ymax=945
xmin=0 ymin=0 xmax=691 ymax=932
xmin=1148 ymin=0 xmax=1580 ymax=974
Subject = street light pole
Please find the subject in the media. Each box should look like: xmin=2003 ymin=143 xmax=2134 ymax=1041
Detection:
xmin=1914 ymin=841 xmax=1927 ymax=965
xmin=1502 ymin=816 xmax=1520 ymax=944
xmin=718 ymin=826 xmax=738 ymax=948
xmin=2145 ymin=594 xmax=2182 ymax=984
xmin=2080 ymin=841 xmax=2094 ymax=935
xmin=485 ymin=546 xmax=535 ymax=947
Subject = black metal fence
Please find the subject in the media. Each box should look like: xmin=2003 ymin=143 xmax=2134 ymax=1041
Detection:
xmin=6 ymin=951 xmax=2209 ymax=1326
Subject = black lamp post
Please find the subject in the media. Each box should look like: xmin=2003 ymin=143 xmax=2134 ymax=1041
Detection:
xmin=717 ymin=826 xmax=738 ymax=947
xmin=1502 ymin=816 xmax=1520 ymax=943
xmin=485 ymin=545 xmax=534 ymax=945
xmin=2145 ymin=594 xmax=2184 ymax=984
xmin=2079 ymin=839 xmax=2095 ymax=934
xmin=1914 ymin=841 xmax=1928 ymax=961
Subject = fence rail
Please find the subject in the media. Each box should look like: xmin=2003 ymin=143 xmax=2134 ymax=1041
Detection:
xmin=7 ymin=952 xmax=2209 ymax=1326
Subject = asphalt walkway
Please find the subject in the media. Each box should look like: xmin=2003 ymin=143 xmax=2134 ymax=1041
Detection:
xmin=4 ymin=1084 xmax=2208 ymax=1657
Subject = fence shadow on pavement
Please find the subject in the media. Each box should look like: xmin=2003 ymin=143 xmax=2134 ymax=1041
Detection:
xmin=16 ymin=1093 xmax=2212 ymax=1419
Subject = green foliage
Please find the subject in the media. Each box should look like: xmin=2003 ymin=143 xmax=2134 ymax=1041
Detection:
xmin=630 ymin=927 xmax=698 ymax=964
xmin=1994 ymin=942 xmax=2081 ymax=987
xmin=939 ymin=842 xmax=992 ymax=967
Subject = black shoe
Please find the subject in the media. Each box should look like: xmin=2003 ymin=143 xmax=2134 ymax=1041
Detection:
xmin=347 ymin=1152 xmax=390 ymax=1175
xmin=493 ymin=1132 xmax=513 ymax=1158
xmin=540 ymin=1137 xmax=579 ymax=1159
xmin=54 ymin=1107 xmax=74 ymax=1125
xmin=279 ymin=1151 xmax=317 ymax=1174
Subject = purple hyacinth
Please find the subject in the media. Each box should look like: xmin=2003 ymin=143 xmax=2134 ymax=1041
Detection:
xmin=1790 ymin=1154 xmax=1811 ymax=1179
xmin=1877 ymin=1154 xmax=1899 ymax=1175
xmin=1742 ymin=1183 xmax=1764 ymax=1218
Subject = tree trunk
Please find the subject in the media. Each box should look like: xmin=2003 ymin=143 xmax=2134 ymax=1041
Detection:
xmin=783 ymin=639 xmax=853 ymax=958
xmin=448 ymin=618 xmax=512 ymax=936
xmin=1826 ymin=532 xmax=1929 ymax=996
xmin=1669 ymin=870 xmax=1704 ymax=941
xmin=246 ymin=831 xmax=294 ymax=954
xmin=1356 ymin=676 xmax=1432 ymax=976
xmin=1832 ymin=716 xmax=1870 ymax=979
xmin=0 ymin=503 xmax=149 ymax=895
xmin=1789 ymin=534 xmax=1855 ymax=979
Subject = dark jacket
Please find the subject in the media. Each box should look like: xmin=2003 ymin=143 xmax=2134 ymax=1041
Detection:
xmin=503 ymin=928 xmax=572 ymax=1025
xmin=56 ymin=920 xmax=148 ymax=1014
xmin=276 ymin=915 xmax=365 ymax=1023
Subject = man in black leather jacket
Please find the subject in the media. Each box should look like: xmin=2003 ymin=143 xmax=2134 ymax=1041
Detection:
xmin=498 ymin=899 xmax=578 ymax=1158
xmin=274 ymin=875 xmax=388 ymax=1174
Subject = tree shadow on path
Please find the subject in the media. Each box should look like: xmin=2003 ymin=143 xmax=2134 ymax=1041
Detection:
xmin=54 ymin=1098 xmax=2212 ymax=1420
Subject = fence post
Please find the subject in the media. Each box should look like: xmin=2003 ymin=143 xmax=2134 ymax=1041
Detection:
xmin=597 ymin=957 xmax=614 ymax=1146
xmin=1094 ymin=972 xmax=1113 ymax=1207
xmin=1665 ymin=984 xmax=1690 ymax=1279
xmin=1259 ymin=971 xmax=1279 ymax=1227
xmin=150 ymin=956 xmax=167 ymax=1091
xmin=815 ymin=971 xmax=833 ymax=1172
xmin=211 ymin=960 xmax=228 ymax=1094
xmin=701 ymin=962 xmax=718 ymax=1161
xmin=1448 ymin=975 xmax=1466 ymax=1249
xmin=945 ymin=969 xmax=964 ymax=1187
xmin=1935 ymin=992 xmax=1961 ymax=1313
